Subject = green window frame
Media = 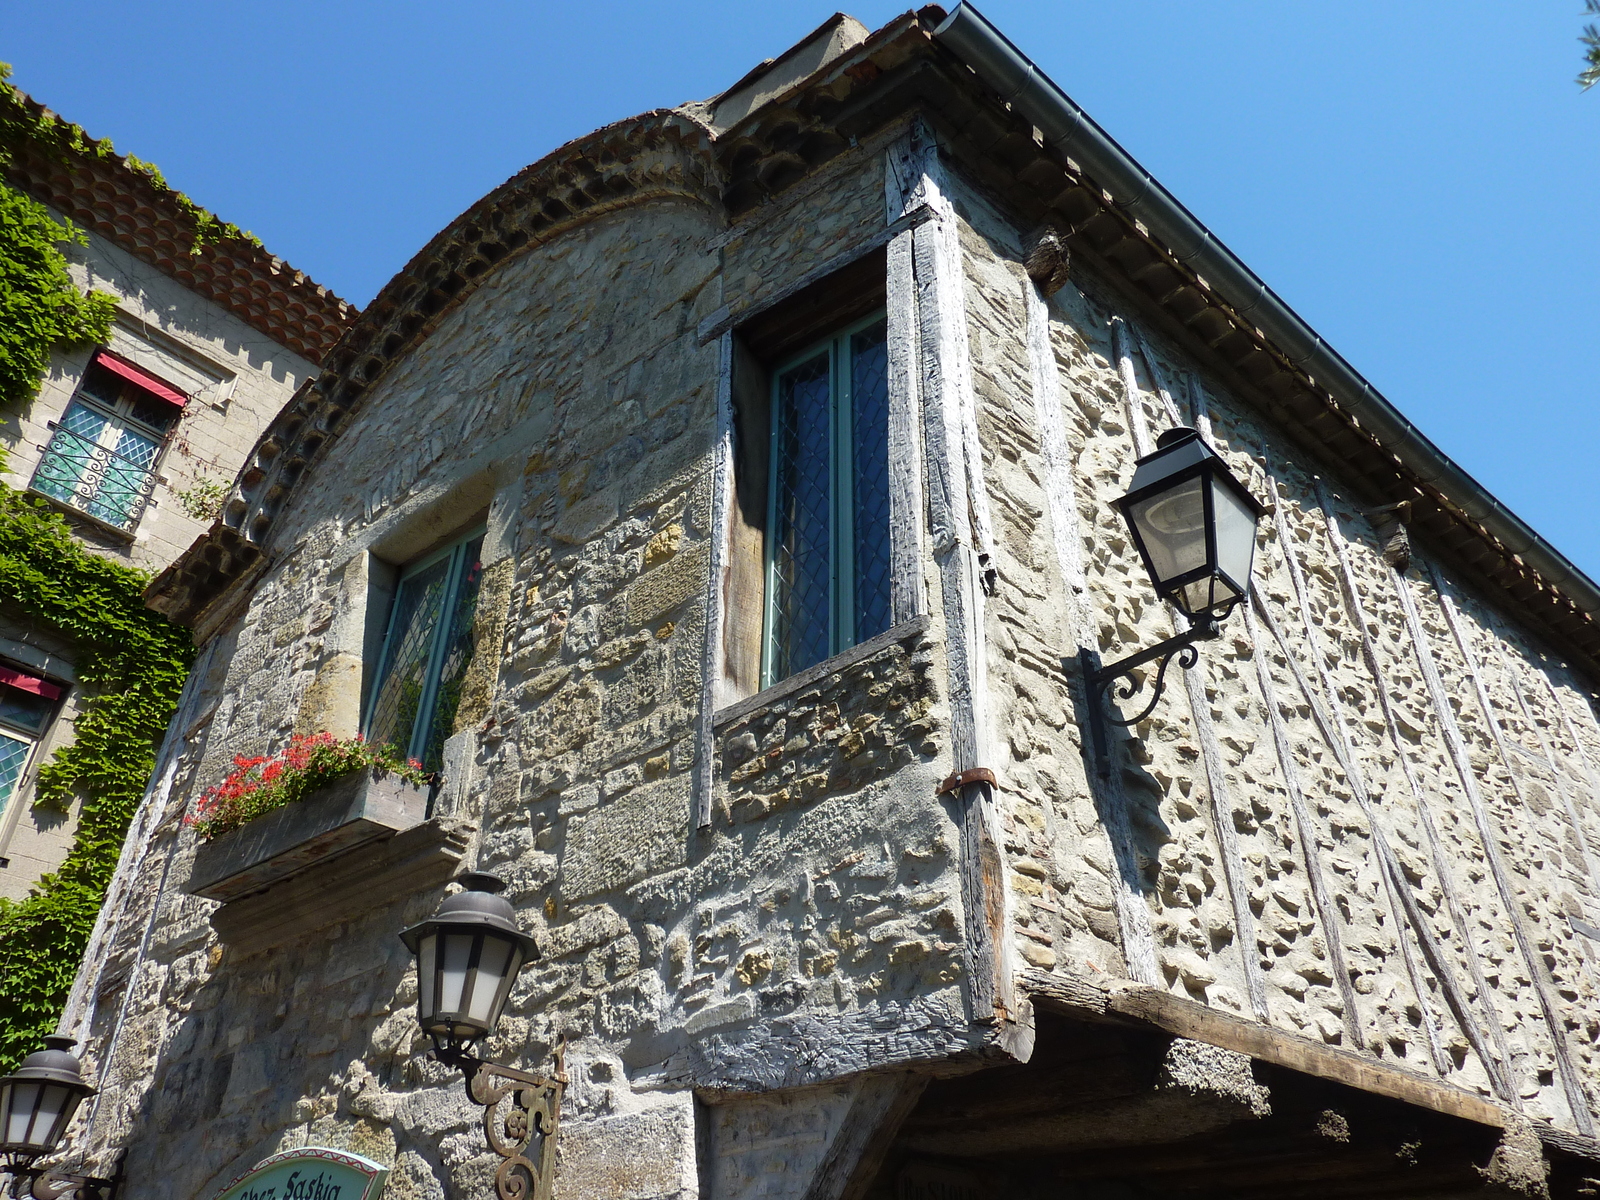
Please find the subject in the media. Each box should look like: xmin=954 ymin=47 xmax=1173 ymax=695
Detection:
xmin=363 ymin=529 xmax=487 ymax=771
xmin=762 ymin=311 xmax=892 ymax=688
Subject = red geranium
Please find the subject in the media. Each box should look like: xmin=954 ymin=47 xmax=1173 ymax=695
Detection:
xmin=186 ymin=732 xmax=431 ymax=841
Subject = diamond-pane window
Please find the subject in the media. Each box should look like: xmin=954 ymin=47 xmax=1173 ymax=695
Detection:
xmin=365 ymin=531 xmax=487 ymax=772
xmin=764 ymin=314 xmax=892 ymax=686
xmin=29 ymin=358 xmax=180 ymax=533
xmin=0 ymin=732 xmax=31 ymax=819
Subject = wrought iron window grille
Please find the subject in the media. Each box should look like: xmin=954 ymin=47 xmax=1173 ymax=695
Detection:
xmin=29 ymin=422 xmax=163 ymax=534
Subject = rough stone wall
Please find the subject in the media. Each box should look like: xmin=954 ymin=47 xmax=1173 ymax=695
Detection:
xmin=67 ymin=143 xmax=982 ymax=1200
xmin=714 ymin=133 xmax=895 ymax=321
xmin=944 ymin=170 xmax=1600 ymax=1129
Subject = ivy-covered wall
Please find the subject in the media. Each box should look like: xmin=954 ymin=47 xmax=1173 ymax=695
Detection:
xmin=0 ymin=492 xmax=193 ymax=1070
xmin=0 ymin=62 xmax=198 ymax=1070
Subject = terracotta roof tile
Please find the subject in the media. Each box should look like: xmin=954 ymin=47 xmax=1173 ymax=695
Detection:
xmin=2 ymin=90 xmax=355 ymax=364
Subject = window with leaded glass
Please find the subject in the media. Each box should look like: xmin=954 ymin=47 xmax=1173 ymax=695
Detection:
xmin=763 ymin=313 xmax=891 ymax=686
xmin=364 ymin=531 xmax=486 ymax=772
xmin=0 ymin=666 xmax=63 ymax=824
xmin=30 ymin=354 xmax=182 ymax=532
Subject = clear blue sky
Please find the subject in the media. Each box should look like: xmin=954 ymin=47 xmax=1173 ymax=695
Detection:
xmin=7 ymin=3 xmax=1599 ymax=579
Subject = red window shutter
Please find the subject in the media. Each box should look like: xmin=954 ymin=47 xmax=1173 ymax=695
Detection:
xmin=93 ymin=349 xmax=188 ymax=407
xmin=0 ymin=665 xmax=63 ymax=701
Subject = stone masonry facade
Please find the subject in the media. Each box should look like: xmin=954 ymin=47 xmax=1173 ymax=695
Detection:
xmin=52 ymin=10 xmax=1600 ymax=1200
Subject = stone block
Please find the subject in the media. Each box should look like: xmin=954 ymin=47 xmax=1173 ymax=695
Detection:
xmin=627 ymin=542 xmax=710 ymax=627
xmin=553 ymin=1101 xmax=696 ymax=1200
xmin=560 ymin=778 xmax=689 ymax=901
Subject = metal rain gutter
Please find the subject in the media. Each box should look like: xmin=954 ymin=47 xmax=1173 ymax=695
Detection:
xmin=931 ymin=1 xmax=1600 ymax=624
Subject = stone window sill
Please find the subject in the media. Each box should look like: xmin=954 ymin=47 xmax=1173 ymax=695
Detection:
xmin=713 ymin=613 xmax=931 ymax=730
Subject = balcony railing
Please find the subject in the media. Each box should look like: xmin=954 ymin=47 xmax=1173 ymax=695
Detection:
xmin=29 ymin=423 xmax=158 ymax=533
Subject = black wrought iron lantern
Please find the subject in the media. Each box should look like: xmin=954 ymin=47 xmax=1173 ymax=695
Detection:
xmin=1081 ymin=427 xmax=1265 ymax=774
xmin=400 ymin=872 xmax=539 ymax=1057
xmin=0 ymin=1036 xmax=117 ymax=1199
xmin=1115 ymin=426 xmax=1265 ymax=621
xmin=400 ymin=874 xmax=564 ymax=1200
xmin=0 ymin=1037 xmax=92 ymax=1169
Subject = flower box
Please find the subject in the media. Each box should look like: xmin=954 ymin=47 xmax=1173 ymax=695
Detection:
xmin=186 ymin=769 xmax=430 ymax=903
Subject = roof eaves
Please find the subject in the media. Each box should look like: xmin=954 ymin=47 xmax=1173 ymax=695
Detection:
xmin=2 ymin=88 xmax=355 ymax=363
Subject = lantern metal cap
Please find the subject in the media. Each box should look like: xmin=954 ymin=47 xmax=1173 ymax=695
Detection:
xmin=1 ymin=1035 xmax=94 ymax=1094
xmin=399 ymin=872 xmax=540 ymax=961
xmin=1123 ymin=426 xmax=1263 ymax=516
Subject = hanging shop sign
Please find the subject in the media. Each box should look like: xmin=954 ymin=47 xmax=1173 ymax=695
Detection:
xmin=210 ymin=1147 xmax=389 ymax=1200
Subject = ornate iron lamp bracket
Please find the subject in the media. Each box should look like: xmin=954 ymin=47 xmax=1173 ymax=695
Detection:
xmin=4 ymin=1156 xmax=121 ymax=1200
xmin=1080 ymin=614 xmax=1223 ymax=774
xmin=435 ymin=1043 xmax=566 ymax=1200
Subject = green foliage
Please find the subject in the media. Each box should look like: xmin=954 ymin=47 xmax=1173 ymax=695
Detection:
xmin=0 ymin=62 xmax=117 ymax=409
xmin=1583 ymin=0 xmax=1600 ymax=90
xmin=0 ymin=180 xmax=116 ymax=409
xmin=175 ymin=476 xmax=228 ymax=523
xmin=0 ymin=489 xmax=194 ymax=1071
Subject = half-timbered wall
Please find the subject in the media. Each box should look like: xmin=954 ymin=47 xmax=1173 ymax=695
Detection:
xmin=945 ymin=165 xmax=1600 ymax=1132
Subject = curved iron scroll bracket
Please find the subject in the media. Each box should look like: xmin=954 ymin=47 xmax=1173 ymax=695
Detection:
xmin=1 ymin=1155 xmax=121 ymax=1200
xmin=437 ymin=1042 xmax=567 ymax=1200
xmin=1079 ymin=615 xmax=1222 ymax=776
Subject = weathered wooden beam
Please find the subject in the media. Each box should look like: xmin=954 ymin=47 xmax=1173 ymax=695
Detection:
xmin=1127 ymin=328 xmax=1268 ymax=1022
xmin=884 ymin=148 xmax=927 ymax=628
xmin=1026 ymin=288 xmax=1159 ymax=987
xmin=692 ymin=332 xmax=735 ymax=831
xmin=800 ymin=1073 xmax=930 ymax=1200
xmin=1299 ymin=486 xmax=1510 ymax=1100
xmin=902 ymin=120 xmax=1021 ymax=1045
xmin=1103 ymin=983 xmax=1508 ymax=1130
xmin=1389 ymin=554 xmax=1595 ymax=1136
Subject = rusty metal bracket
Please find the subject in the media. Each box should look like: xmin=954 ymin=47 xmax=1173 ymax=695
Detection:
xmin=938 ymin=767 xmax=997 ymax=796
xmin=435 ymin=1041 xmax=567 ymax=1200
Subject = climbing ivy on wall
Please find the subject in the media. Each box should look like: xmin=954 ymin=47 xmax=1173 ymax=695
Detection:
xmin=0 ymin=182 xmax=116 ymax=412
xmin=0 ymin=62 xmax=114 ymax=412
xmin=0 ymin=490 xmax=194 ymax=1071
xmin=0 ymin=62 xmax=202 ymax=1069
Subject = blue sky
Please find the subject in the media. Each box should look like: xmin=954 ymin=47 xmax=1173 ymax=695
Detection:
xmin=7 ymin=3 xmax=1599 ymax=579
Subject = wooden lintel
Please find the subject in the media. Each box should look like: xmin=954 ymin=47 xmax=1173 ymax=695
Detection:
xmin=1020 ymin=970 xmax=1509 ymax=1131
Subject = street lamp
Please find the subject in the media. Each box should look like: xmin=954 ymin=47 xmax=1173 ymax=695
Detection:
xmin=400 ymin=873 xmax=562 ymax=1200
xmin=0 ymin=1036 xmax=117 ymax=1200
xmin=1082 ymin=427 xmax=1266 ymax=771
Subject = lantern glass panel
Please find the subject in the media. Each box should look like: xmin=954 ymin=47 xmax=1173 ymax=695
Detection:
xmin=439 ymin=933 xmax=474 ymax=1016
xmin=417 ymin=932 xmax=438 ymax=1022
xmin=2 ymin=1079 xmax=76 ymax=1151
xmin=1127 ymin=476 xmax=1207 ymax=591
xmin=467 ymin=936 xmax=513 ymax=1024
xmin=1213 ymin=479 xmax=1258 ymax=595
xmin=3 ymin=1080 xmax=38 ymax=1144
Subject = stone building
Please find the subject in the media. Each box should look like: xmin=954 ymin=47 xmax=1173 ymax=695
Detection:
xmin=0 ymin=91 xmax=352 ymax=899
xmin=47 ymin=6 xmax=1600 ymax=1197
